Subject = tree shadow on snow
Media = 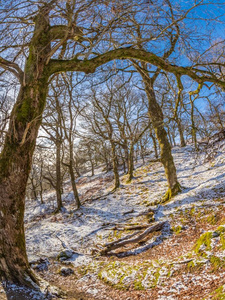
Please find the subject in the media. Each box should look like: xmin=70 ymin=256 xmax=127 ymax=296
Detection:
xmin=1 ymin=282 xmax=47 ymax=300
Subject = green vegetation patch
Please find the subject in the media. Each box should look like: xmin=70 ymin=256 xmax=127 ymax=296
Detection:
xmin=194 ymin=232 xmax=212 ymax=255
xmin=98 ymin=261 xmax=140 ymax=289
xmin=209 ymin=255 xmax=225 ymax=271
xmin=98 ymin=260 xmax=171 ymax=290
xmin=210 ymin=285 xmax=225 ymax=300
xmin=171 ymin=225 xmax=183 ymax=235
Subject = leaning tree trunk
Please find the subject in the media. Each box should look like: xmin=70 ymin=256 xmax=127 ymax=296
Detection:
xmin=134 ymin=61 xmax=180 ymax=200
xmin=69 ymin=141 xmax=81 ymax=208
xmin=145 ymin=85 xmax=181 ymax=201
xmin=0 ymin=5 xmax=51 ymax=286
xmin=127 ymin=143 xmax=134 ymax=182
xmin=69 ymin=162 xmax=81 ymax=209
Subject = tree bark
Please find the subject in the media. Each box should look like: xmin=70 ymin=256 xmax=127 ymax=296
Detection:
xmin=55 ymin=139 xmax=63 ymax=211
xmin=150 ymin=131 xmax=158 ymax=159
xmin=0 ymin=4 xmax=51 ymax=286
xmin=0 ymin=77 xmax=49 ymax=287
xmin=111 ymin=141 xmax=120 ymax=189
xmin=176 ymin=118 xmax=186 ymax=147
xmin=135 ymin=67 xmax=181 ymax=201
xmin=127 ymin=143 xmax=134 ymax=182
xmin=146 ymin=86 xmax=181 ymax=201
xmin=69 ymin=143 xmax=81 ymax=208
xmin=40 ymin=161 xmax=44 ymax=204
xmin=190 ymin=98 xmax=198 ymax=150
xmin=30 ymin=172 xmax=38 ymax=200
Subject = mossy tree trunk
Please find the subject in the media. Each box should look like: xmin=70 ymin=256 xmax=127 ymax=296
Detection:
xmin=146 ymin=85 xmax=181 ymax=200
xmin=0 ymin=5 xmax=51 ymax=286
xmin=136 ymin=67 xmax=181 ymax=201
xmin=0 ymin=67 xmax=49 ymax=287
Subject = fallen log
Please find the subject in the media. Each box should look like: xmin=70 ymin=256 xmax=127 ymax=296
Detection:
xmin=101 ymin=221 xmax=166 ymax=254
xmin=104 ymin=223 xmax=151 ymax=231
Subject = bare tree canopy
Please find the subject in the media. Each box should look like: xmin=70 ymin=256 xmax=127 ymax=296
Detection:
xmin=0 ymin=0 xmax=224 ymax=293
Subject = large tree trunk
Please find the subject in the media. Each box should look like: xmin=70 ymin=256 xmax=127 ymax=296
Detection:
xmin=0 ymin=4 xmax=51 ymax=286
xmin=0 ymin=81 xmax=49 ymax=286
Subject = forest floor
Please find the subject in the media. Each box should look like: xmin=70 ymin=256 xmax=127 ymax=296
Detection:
xmin=1 ymin=140 xmax=225 ymax=300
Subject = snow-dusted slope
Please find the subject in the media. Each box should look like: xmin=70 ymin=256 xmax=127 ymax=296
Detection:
xmin=25 ymin=142 xmax=225 ymax=261
xmin=22 ymin=141 xmax=225 ymax=299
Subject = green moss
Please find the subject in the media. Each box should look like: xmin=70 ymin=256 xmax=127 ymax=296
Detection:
xmin=161 ymin=182 xmax=181 ymax=204
xmin=210 ymin=256 xmax=225 ymax=271
xmin=194 ymin=232 xmax=212 ymax=255
xmin=152 ymin=268 xmax=161 ymax=288
xmin=167 ymin=264 xmax=173 ymax=277
xmin=147 ymin=212 xmax=155 ymax=222
xmin=220 ymin=234 xmax=225 ymax=250
xmin=133 ymin=280 xmax=145 ymax=290
xmin=190 ymin=207 xmax=195 ymax=215
xmin=98 ymin=262 xmax=133 ymax=289
xmin=187 ymin=260 xmax=205 ymax=272
xmin=211 ymin=285 xmax=225 ymax=300
xmin=216 ymin=226 xmax=225 ymax=234
xmin=207 ymin=214 xmax=219 ymax=225
xmin=187 ymin=260 xmax=195 ymax=270
xmin=172 ymin=225 xmax=182 ymax=235
xmin=214 ymin=226 xmax=225 ymax=249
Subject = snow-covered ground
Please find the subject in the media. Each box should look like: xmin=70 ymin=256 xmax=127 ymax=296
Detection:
xmin=25 ymin=142 xmax=225 ymax=262
xmin=21 ymin=140 xmax=225 ymax=299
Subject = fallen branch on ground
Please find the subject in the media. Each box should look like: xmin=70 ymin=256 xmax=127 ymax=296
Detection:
xmin=82 ymin=189 xmax=116 ymax=204
xmin=100 ymin=221 xmax=166 ymax=255
xmin=104 ymin=223 xmax=151 ymax=231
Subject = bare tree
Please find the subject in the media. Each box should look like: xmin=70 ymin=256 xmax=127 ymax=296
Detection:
xmin=0 ymin=0 xmax=224 ymax=288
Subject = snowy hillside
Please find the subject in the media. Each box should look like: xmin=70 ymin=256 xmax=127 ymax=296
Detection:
xmin=2 ymin=141 xmax=225 ymax=300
